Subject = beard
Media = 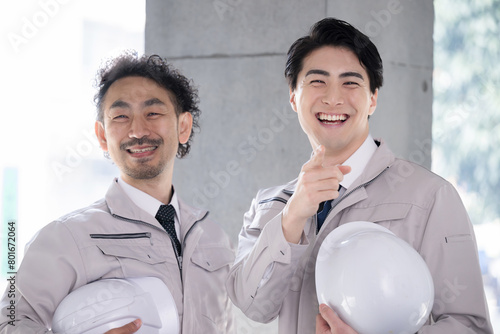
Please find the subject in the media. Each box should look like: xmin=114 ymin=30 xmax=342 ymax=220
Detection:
xmin=121 ymin=161 xmax=166 ymax=180
xmin=116 ymin=137 xmax=171 ymax=180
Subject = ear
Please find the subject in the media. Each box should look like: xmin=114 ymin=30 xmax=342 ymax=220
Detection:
xmin=178 ymin=112 xmax=193 ymax=144
xmin=368 ymin=88 xmax=378 ymax=116
xmin=289 ymin=88 xmax=298 ymax=113
xmin=95 ymin=121 xmax=108 ymax=151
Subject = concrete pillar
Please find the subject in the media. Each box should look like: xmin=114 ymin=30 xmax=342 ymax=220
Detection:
xmin=146 ymin=0 xmax=433 ymax=243
xmin=145 ymin=1 xmax=433 ymax=331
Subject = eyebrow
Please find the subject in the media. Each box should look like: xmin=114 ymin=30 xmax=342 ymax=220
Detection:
xmin=305 ymin=69 xmax=364 ymax=81
xmin=339 ymin=71 xmax=364 ymax=80
xmin=143 ymin=98 xmax=165 ymax=107
xmin=305 ymin=69 xmax=330 ymax=77
xmin=109 ymin=98 xmax=166 ymax=109
xmin=109 ymin=100 xmax=130 ymax=109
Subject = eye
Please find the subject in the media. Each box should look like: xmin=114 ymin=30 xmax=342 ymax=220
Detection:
xmin=344 ymin=81 xmax=360 ymax=87
xmin=310 ymin=79 xmax=326 ymax=86
xmin=113 ymin=114 xmax=128 ymax=120
xmin=147 ymin=112 xmax=163 ymax=117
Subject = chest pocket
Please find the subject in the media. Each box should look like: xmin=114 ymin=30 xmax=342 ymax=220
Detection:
xmin=91 ymin=235 xmax=173 ymax=279
xmin=338 ymin=203 xmax=425 ymax=249
xmin=190 ymin=246 xmax=234 ymax=272
xmin=187 ymin=245 xmax=234 ymax=329
xmin=340 ymin=203 xmax=411 ymax=227
xmin=97 ymin=243 xmax=167 ymax=265
xmin=92 ymin=232 xmax=168 ymax=264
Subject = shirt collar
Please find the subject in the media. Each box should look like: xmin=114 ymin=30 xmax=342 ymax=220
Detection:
xmin=117 ymin=177 xmax=179 ymax=220
xmin=340 ymin=134 xmax=377 ymax=189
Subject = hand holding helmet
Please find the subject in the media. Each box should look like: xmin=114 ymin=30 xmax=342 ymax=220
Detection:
xmin=104 ymin=319 xmax=142 ymax=334
xmin=52 ymin=277 xmax=179 ymax=334
xmin=315 ymin=221 xmax=434 ymax=334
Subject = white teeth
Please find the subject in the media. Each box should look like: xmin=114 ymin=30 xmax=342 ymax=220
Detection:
xmin=129 ymin=147 xmax=156 ymax=153
xmin=318 ymin=113 xmax=347 ymax=122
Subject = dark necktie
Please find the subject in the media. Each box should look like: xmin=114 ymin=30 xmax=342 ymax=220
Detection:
xmin=317 ymin=199 xmax=332 ymax=232
xmin=317 ymin=185 xmax=342 ymax=232
xmin=155 ymin=204 xmax=182 ymax=255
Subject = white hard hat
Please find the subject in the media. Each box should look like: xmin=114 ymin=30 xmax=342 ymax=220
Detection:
xmin=315 ymin=221 xmax=434 ymax=334
xmin=52 ymin=277 xmax=179 ymax=334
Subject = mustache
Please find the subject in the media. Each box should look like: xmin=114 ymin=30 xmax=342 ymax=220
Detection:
xmin=120 ymin=137 xmax=163 ymax=150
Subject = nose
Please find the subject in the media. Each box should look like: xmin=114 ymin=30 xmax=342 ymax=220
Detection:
xmin=322 ymin=85 xmax=344 ymax=106
xmin=128 ymin=116 xmax=151 ymax=139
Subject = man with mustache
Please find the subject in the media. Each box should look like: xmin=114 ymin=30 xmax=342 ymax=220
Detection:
xmin=0 ymin=53 xmax=234 ymax=333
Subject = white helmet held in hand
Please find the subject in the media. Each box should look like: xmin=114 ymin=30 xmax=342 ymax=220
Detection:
xmin=316 ymin=221 xmax=434 ymax=334
xmin=52 ymin=277 xmax=179 ymax=334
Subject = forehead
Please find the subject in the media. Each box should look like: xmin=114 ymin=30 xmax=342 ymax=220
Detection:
xmin=301 ymin=46 xmax=367 ymax=76
xmin=103 ymin=76 xmax=175 ymax=107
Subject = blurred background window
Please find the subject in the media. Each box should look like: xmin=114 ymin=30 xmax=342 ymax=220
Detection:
xmin=0 ymin=0 xmax=145 ymax=285
xmin=433 ymin=0 xmax=500 ymax=329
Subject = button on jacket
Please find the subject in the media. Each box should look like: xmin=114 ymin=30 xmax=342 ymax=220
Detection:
xmin=0 ymin=178 xmax=235 ymax=333
xmin=226 ymin=139 xmax=493 ymax=334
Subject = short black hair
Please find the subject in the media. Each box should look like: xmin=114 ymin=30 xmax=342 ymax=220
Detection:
xmin=94 ymin=52 xmax=200 ymax=158
xmin=285 ymin=18 xmax=383 ymax=93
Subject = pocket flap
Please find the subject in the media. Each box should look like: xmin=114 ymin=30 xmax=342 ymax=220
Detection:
xmin=346 ymin=203 xmax=411 ymax=223
xmin=97 ymin=244 xmax=166 ymax=265
xmin=191 ymin=246 xmax=234 ymax=272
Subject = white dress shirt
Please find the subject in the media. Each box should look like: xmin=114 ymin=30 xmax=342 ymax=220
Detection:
xmin=117 ymin=177 xmax=182 ymax=241
xmin=339 ymin=133 xmax=378 ymax=189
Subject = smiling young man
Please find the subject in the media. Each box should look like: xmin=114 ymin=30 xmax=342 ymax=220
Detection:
xmin=226 ymin=18 xmax=492 ymax=334
xmin=0 ymin=53 xmax=235 ymax=334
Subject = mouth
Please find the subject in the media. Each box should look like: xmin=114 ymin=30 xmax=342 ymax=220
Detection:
xmin=120 ymin=138 xmax=163 ymax=158
xmin=316 ymin=112 xmax=349 ymax=125
xmin=127 ymin=146 xmax=157 ymax=154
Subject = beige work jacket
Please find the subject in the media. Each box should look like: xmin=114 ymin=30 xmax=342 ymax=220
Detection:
xmin=0 ymin=178 xmax=235 ymax=333
xmin=227 ymin=139 xmax=493 ymax=334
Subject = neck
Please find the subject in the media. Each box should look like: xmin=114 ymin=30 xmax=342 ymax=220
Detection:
xmin=121 ymin=172 xmax=173 ymax=204
xmin=322 ymin=150 xmax=353 ymax=166
xmin=316 ymin=133 xmax=369 ymax=166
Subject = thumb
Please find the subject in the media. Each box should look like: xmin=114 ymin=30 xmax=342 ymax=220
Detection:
xmin=338 ymin=165 xmax=352 ymax=175
xmin=319 ymin=304 xmax=338 ymax=329
xmin=120 ymin=319 xmax=142 ymax=333
xmin=319 ymin=304 xmax=357 ymax=333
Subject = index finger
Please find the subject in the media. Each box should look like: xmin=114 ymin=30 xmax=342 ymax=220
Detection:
xmin=308 ymin=145 xmax=325 ymax=168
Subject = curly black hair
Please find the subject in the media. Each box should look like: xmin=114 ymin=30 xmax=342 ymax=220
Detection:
xmin=94 ymin=51 xmax=200 ymax=158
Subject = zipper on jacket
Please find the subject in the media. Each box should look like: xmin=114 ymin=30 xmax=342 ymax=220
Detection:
xmin=90 ymin=232 xmax=152 ymax=244
xmin=174 ymin=211 xmax=209 ymax=289
xmin=179 ymin=211 xmax=210 ymax=271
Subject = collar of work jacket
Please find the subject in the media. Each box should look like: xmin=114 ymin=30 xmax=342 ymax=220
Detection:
xmin=105 ymin=178 xmax=209 ymax=243
xmin=280 ymin=139 xmax=395 ymax=233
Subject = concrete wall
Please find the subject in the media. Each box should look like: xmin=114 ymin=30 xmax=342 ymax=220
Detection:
xmin=145 ymin=0 xmax=434 ymax=245
xmin=145 ymin=1 xmax=433 ymax=331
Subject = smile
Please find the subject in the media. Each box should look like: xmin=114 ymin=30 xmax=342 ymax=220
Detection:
xmin=316 ymin=112 xmax=349 ymax=123
xmin=127 ymin=146 xmax=157 ymax=154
